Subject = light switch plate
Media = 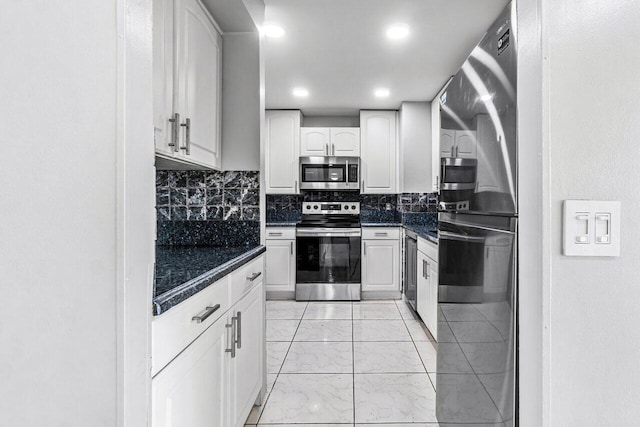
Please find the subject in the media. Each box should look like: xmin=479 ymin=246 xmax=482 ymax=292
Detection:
xmin=563 ymin=200 xmax=621 ymax=257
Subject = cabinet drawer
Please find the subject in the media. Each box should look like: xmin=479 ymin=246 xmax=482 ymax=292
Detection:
xmin=418 ymin=237 xmax=438 ymax=262
xmin=230 ymin=255 xmax=265 ymax=303
xmin=265 ymin=227 xmax=296 ymax=240
xmin=362 ymin=227 xmax=401 ymax=240
xmin=152 ymin=276 xmax=230 ymax=376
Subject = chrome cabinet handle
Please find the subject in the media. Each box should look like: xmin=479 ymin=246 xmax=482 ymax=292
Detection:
xmin=332 ymin=143 xmax=335 ymax=155
xmin=225 ymin=317 xmax=237 ymax=358
xmin=236 ymin=311 xmax=242 ymax=349
xmin=268 ymin=232 xmax=283 ymax=237
xmin=247 ymin=272 xmax=262 ymax=282
xmin=295 ymin=180 xmax=298 ymax=193
xmin=192 ymin=304 xmax=221 ymax=323
xmin=168 ymin=113 xmax=180 ymax=152
xmin=374 ymin=232 xmax=388 ymax=237
xmin=363 ymin=242 xmax=366 ymax=256
xmin=325 ymin=144 xmax=329 ymax=155
xmin=422 ymin=259 xmax=427 ymax=279
xmin=361 ymin=180 xmax=365 ymax=192
xmin=180 ymin=117 xmax=191 ymax=155
xmin=426 ymin=261 xmax=430 ymax=279
xmin=290 ymin=241 xmax=293 ymax=255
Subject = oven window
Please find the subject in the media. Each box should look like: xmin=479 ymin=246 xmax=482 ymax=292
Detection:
xmin=442 ymin=166 xmax=476 ymax=183
xmin=297 ymin=236 xmax=361 ymax=284
xmin=302 ymin=165 xmax=346 ymax=183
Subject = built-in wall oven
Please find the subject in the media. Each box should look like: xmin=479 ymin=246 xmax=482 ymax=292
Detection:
xmin=296 ymin=202 xmax=361 ymax=301
xmin=439 ymin=158 xmax=477 ymax=212
xmin=299 ymin=156 xmax=360 ymax=191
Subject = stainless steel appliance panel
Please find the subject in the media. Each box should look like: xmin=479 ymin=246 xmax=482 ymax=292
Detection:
xmin=299 ymin=156 xmax=360 ymax=190
xmin=296 ymin=227 xmax=361 ymax=301
xmin=404 ymin=230 xmax=418 ymax=311
xmin=439 ymin=2 xmax=517 ymax=216
xmin=436 ymin=212 xmax=516 ymax=424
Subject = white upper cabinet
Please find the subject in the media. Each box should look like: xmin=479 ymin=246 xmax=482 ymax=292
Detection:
xmin=175 ymin=0 xmax=222 ymax=168
xmin=153 ymin=0 xmax=176 ymax=157
xmin=300 ymin=128 xmax=330 ymax=156
xmin=265 ymin=110 xmax=301 ymax=194
xmin=330 ymin=128 xmax=360 ymax=156
xmin=153 ymin=0 xmax=222 ymax=169
xmin=360 ymin=111 xmax=397 ymax=194
xmin=300 ymin=127 xmax=360 ymax=157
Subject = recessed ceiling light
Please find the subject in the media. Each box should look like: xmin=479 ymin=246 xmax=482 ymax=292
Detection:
xmin=262 ymin=24 xmax=285 ymax=38
xmin=386 ymin=23 xmax=410 ymax=40
xmin=293 ymin=87 xmax=309 ymax=97
xmin=480 ymin=94 xmax=493 ymax=101
xmin=374 ymin=88 xmax=390 ymax=98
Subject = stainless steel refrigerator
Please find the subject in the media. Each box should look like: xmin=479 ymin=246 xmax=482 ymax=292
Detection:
xmin=436 ymin=2 xmax=517 ymax=425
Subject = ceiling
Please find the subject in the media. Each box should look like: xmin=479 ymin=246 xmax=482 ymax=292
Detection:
xmin=264 ymin=0 xmax=510 ymax=116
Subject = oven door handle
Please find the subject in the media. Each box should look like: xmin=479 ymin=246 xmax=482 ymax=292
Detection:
xmin=439 ymin=231 xmax=486 ymax=243
xmin=296 ymin=229 xmax=362 ymax=237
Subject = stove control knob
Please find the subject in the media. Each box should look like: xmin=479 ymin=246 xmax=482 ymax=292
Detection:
xmin=344 ymin=205 xmax=349 ymax=210
xmin=306 ymin=205 xmax=311 ymax=210
xmin=351 ymin=205 xmax=357 ymax=210
xmin=313 ymin=205 xmax=318 ymax=210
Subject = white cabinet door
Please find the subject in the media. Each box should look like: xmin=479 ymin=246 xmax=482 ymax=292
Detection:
xmin=331 ymin=128 xmax=360 ymax=156
xmin=360 ymin=111 xmax=397 ymax=194
xmin=440 ymin=129 xmax=455 ymax=158
xmin=175 ymin=0 xmax=222 ymax=169
xmin=428 ymin=259 xmax=439 ymax=339
xmin=152 ymin=317 xmax=228 ymax=427
xmin=265 ymin=239 xmax=295 ymax=292
xmin=417 ymin=251 xmax=430 ymax=324
xmin=266 ymin=110 xmax=301 ymax=194
xmin=300 ymin=128 xmax=330 ymax=156
xmin=431 ymin=98 xmax=442 ymax=192
xmin=362 ymin=239 xmax=400 ymax=292
xmin=229 ymin=282 xmax=264 ymax=427
xmin=455 ymin=130 xmax=477 ymax=159
xmin=153 ymin=0 xmax=177 ymax=157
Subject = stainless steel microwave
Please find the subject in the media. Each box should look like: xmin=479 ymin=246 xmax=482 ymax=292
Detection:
xmin=299 ymin=156 xmax=360 ymax=190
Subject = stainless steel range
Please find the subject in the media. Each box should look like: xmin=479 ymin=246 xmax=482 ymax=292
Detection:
xmin=295 ymin=202 xmax=361 ymax=301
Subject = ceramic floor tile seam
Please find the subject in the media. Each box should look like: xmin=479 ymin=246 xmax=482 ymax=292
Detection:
xmin=257 ymin=302 xmax=311 ymax=425
xmin=398 ymin=304 xmax=437 ymax=392
xmin=351 ymin=301 xmax=356 ymax=425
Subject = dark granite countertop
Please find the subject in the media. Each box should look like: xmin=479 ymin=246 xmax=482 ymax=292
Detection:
xmin=154 ymin=245 xmax=266 ymax=316
xmin=361 ymin=222 xmax=403 ymax=227
xmin=404 ymin=224 xmax=438 ymax=244
xmin=266 ymin=222 xmax=298 ymax=227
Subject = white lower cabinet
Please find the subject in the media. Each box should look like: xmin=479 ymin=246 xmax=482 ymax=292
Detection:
xmin=417 ymin=238 xmax=438 ymax=339
xmin=265 ymin=227 xmax=296 ymax=296
xmin=229 ymin=284 xmax=264 ymax=427
xmin=362 ymin=228 xmax=401 ymax=295
xmin=152 ymin=316 xmax=228 ymax=427
xmin=152 ymin=256 xmax=265 ymax=427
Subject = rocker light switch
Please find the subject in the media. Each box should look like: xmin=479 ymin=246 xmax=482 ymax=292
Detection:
xmin=563 ymin=200 xmax=621 ymax=257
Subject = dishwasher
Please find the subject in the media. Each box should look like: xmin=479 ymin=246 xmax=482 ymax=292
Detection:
xmin=404 ymin=229 xmax=418 ymax=311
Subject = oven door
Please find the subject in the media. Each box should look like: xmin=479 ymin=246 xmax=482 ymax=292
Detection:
xmin=295 ymin=228 xmax=361 ymax=300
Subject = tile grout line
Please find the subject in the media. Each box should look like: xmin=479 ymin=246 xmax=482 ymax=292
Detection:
xmin=396 ymin=299 xmax=437 ymax=393
xmin=257 ymin=301 xmax=309 ymax=425
xmin=351 ymin=301 xmax=356 ymax=425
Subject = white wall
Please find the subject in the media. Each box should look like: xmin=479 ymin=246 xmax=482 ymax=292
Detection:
xmin=0 ymin=1 xmax=154 ymax=425
xmin=399 ymin=102 xmax=432 ymax=193
xmin=222 ymin=32 xmax=261 ymax=171
xmin=542 ymin=0 xmax=640 ymax=424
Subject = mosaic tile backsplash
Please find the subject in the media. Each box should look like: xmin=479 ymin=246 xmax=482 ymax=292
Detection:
xmin=156 ymin=170 xmax=259 ymax=221
xmin=266 ymin=191 xmax=438 ymax=228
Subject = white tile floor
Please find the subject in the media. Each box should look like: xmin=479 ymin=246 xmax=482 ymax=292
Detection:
xmin=245 ymin=299 xmax=440 ymax=426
